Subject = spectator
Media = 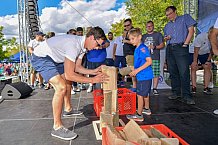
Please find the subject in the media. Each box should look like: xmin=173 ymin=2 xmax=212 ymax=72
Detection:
xmin=105 ymin=32 xmax=115 ymax=66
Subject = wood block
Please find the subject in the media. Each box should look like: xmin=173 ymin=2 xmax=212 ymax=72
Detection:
xmin=100 ymin=112 xmax=119 ymax=132
xmin=150 ymin=127 xmax=167 ymax=138
xmin=160 ymin=138 xmax=179 ymax=145
xmin=143 ymin=129 xmax=155 ymax=138
xmin=118 ymin=130 xmax=127 ymax=140
xmin=102 ymin=66 xmax=117 ymax=90
xmin=137 ymin=138 xmax=161 ymax=145
xmin=123 ymin=120 xmax=149 ymax=142
xmin=103 ymin=90 xmax=118 ymax=114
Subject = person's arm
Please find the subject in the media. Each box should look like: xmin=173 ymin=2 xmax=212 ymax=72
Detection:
xmin=209 ymin=28 xmax=218 ymax=55
xmin=28 ymin=47 xmax=34 ymax=54
xmin=183 ymin=26 xmax=195 ymax=46
xmin=113 ymin=43 xmax=117 ymax=60
xmin=191 ymin=47 xmax=199 ymax=68
xmin=129 ymin=57 xmax=152 ymax=77
xmin=64 ymin=57 xmax=106 ymax=83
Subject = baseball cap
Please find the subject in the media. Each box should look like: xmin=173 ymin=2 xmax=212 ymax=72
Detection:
xmin=35 ymin=31 xmax=45 ymax=36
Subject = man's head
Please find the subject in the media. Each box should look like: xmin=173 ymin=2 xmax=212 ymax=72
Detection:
xmin=124 ymin=18 xmax=133 ymax=31
xmin=146 ymin=21 xmax=154 ymax=34
xmin=34 ymin=31 xmax=45 ymax=41
xmin=76 ymin=27 xmax=83 ymax=36
xmin=108 ymin=32 xmax=113 ymax=40
xmin=165 ymin=6 xmax=177 ymax=21
xmin=68 ymin=29 xmax=76 ymax=35
xmin=85 ymin=26 xmax=107 ymax=50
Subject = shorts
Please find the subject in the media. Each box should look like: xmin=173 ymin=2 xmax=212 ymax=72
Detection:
xmin=136 ymin=79 xmax=152 ymax=97
xmin=189 ymin=53 xmax=210 ymax=65
xmin=105 ymin=58 xmax=114 ymax=66
xmin=114 ymin=56 xmax=127 ymax=68
xmin=31 ymin=54 xmax=64 ymax=83
xmin=152 ymin=60 xmax=160 ymax=77
xmin=125 ymin=55 xmax=134 ymax=66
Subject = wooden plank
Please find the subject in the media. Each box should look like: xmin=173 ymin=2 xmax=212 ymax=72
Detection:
xmin=137 ymin=138 xmax=161 ymax=145
xmin=103 ymin=90 xmax=112 ymax=114
xmin=111 ymin=89 xmax=118 ymax=113
xmin=100 ymin=112 xmax=119 ymax=132
xmin=160 ymin=138 xmax=179 ymax=145
xmin=123 ymin=120 xmax=149 ymax=142
xmin=101 ymin=66 xmax=117 ymax=90
xmin=150 ymin=127 xmax=167 ymax=138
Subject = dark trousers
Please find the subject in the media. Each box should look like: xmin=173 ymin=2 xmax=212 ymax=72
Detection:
xmin=166 ymin=44 xmax=192 ymax=99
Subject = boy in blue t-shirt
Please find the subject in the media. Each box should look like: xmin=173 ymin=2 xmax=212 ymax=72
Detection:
xmin=126 ymin=28 xmax=153 ymax=122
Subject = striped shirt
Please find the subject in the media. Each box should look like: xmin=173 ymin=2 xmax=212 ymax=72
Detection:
xmin=164 ymin=14 xmax=197 ymax=44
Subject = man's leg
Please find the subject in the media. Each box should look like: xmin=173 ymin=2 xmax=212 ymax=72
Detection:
xmin=191 ymin=65 xmax=198 ymax=93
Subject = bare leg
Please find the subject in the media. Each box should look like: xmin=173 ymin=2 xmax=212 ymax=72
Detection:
xmin=144 ymin=97 xmax=150 ymax=109
xmin=153 ymin=77 xmax=159 ymax=89
xmin=137 ymin=95 xmax=144 ymax=115
xmin=191 ymin=65 xmax=198 ymax=88
xmin=203 ymin=64 xmax=211 ymax=88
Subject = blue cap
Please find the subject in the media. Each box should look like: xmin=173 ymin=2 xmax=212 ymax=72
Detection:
xmin=35 ymin=31 xmax=45 ymax=36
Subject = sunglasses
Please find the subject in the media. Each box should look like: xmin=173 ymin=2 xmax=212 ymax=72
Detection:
xmin=95 ymin=39 xmax=103 ymax=47
xmin=124 ymin=24 xmax=131 ymax=27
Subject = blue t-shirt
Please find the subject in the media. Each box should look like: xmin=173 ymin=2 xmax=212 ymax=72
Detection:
xmin=134 ymin=43 xmax=153 ymax=81
xmin=87 ymin=49 xmax=106 ymax=62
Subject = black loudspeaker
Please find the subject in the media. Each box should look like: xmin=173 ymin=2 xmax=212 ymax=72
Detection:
xmin=1 ymin=82 xmax=33 ymax=99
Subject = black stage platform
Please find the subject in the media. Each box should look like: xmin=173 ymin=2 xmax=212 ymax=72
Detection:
xmin=0 ymin=84 xmax=217 ymax=145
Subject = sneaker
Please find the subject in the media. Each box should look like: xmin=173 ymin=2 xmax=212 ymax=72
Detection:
xmin=39 ymin=84 xmax=44 ymax=89
xmin=63 ymin=109 xmax=83 ymax=117
xmin=186 ymin=98 xmax=195 ymax=105
xmin=51 ymin=127 xmax=77 ymax=141
xmin=213 ymin=109 xmax=218 ymax=115
xmin=129 ymin=88 xmax=137 ymax=92
xmin=71 ymin=89 xmax=76 ymax=95
xmin=142 ymin=108 xmax=151 ymax=115
xmin=30 ymin=85 xmax=35 ymax=90
xmin=203 ymin=87 xmax=213 ymax=95
xmin=192 ymin=87 xmax=196 ymax=94
xmin=87 ymin=85 xmax=93 ymax=93
xmin=168 ymin=95 xmax=181 ymax=100
xmin=153 ymin=89 xmax=159 ymax=96
xmin=126 ymin=113 xmax=144 ymax=122
xmin=208 ymin=82 xmax=214 ymax=89
xmin=79 ymin=84 xmax=86 ymax=90
xmin=44 ymin=84 xmax=50 ymax=90
xmin=74 ymin=87 xmax=81 ymax=92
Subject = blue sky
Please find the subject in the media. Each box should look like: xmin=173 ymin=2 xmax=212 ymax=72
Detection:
xmin=0 ymin=0 xmax=126 ymax=16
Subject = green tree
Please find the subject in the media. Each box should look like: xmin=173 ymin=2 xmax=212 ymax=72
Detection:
xmin=110 ymin=0 xmax=183 ymax=36
xmin=0 ymin=26 xmax=19 ymax=61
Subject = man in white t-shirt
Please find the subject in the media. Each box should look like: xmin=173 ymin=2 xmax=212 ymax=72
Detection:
xmin=209 ymin=17 xmax=218 ymax=115
xmin=28 ymin=31 xmax=44 ymax=89
xmin=31 ymin=27 xmax=108 ymax=140
xmin=105 ymin=32 xmax=115 ymax=66
xmin=189 ymin=27 xmax=213 ymax=95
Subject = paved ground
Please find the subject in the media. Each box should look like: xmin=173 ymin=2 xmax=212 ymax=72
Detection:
xmin=0 ymin=83 xmax=218 ymax=145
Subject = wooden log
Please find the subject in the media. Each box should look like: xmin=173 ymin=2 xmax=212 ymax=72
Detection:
xmin=103 ymin=90 xmax=118 ymax=114
xmin=101 ymin=66 xmax=117 ymax=90
xmin=150 ymin=127 xmax=167 ymax=138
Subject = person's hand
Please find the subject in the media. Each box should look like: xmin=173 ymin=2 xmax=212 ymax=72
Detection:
xmin=91 ymin=66 xmax=103 ymax=75
xmin=164 ymin=35 xmax=171 ymax=41
xmin=92 ymin=73 xmax=109 ymax=83
xmin=191 ymin=62 xmax=198 ymax=70
xmin=204 ymin=61 xmax=212 ymax=67
xmin=129 ymin=69 xmax=138 ymax=77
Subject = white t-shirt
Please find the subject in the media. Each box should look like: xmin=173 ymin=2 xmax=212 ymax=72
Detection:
xmin=214 ymin=18 xmax=218 ymax=28
xmin=106 ymin=40 xmax=115 ymax=59
xmin=189 ymin=33 xmax=211 ymax=55
xmin=114 ymin=36 xmax=124 ymax=56
xmin=28 ymin=39 xmax=43 ymax=50
xmin=33 ymin=35 xmax=86 ymax=63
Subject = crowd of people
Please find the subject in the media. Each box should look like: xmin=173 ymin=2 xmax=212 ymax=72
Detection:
xmin=2 ymin=4 xmax=217 ymax=141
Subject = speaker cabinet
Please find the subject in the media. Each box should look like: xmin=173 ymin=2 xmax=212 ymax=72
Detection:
xmin=1 ymin=82 xmax=33 ymax=99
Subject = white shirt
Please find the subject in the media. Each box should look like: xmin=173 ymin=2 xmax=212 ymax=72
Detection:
xmin=214 ymin=18 xmax=218 ymax=28
xmin=189 ymin=33 xmax=211 ymax=55
xmin=106 ymin=40 xmax=115 ymax=58
xmin=28 ymin=39 xmax=43 ymax=50
xmin=114 ymin=36 xmax=124 ymax=56
xmin=33 ymin=35 xmax=86 ymax=63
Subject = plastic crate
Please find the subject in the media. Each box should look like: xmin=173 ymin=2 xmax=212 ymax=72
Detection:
xmin=102 ymin=124 xmax=189 ymax=145
xmin=93 ymin=88 xmax=136 ymax=117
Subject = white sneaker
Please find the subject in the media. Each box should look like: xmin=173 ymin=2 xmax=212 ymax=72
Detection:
xmin=213 ymin=109 xmax=218 ymax=115
xmin=208 ymin=82 xmax=214 ymax=89
xmin=71 ymin=89 xmax=76 ymax=95
xmin=87 ymin=85 xmax=93 ymax=93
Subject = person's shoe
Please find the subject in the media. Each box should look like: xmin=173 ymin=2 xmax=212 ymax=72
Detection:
xmin=186 ymin=98 xmax=195 ymax=105
xmin=142 ymin=108 xmax=151 ymax=115
xmin=208 ymin=82 xmax=214 ymax=89
xmin=87 ymin=85 xmax=93 ymax=93
xmin=168 ymin=95 xmax=181 ymax=100
xmin=79 ymin=84 xmax=86 ymax=90
xmin=30 ymin=85 xmax=35 ymax=90
xmin=126 ymin=113 xmax=144 ymax=122
xmin=213 ymin=109 xmax=218 ymax=115
xmin=191 ymin=87 xmax=196 ymax=94
xmin=51 ymin=127 xmax=77 ymax=140
xmin=39 ymin=84 xmax=44 ymax=89
xmin=63 ymin=109 xmax=83 ymax=117
xmin=71 ymin=89 xmax=76 ymax=95
xmin=153 ymin=89 xmax=159 ymax=96
xmin=44 ymin=84 xmax=50 ymax=90
xmin=74 ymin=87 xmax=81 ymax=92
xmin=129 ymin=88 xmax=137 ymax=92
xmin=203 ymin=87 xmax=213 ymax=95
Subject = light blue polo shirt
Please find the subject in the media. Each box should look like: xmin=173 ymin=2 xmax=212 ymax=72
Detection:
xmin=134 ymin=43 xmax=153 ymax=81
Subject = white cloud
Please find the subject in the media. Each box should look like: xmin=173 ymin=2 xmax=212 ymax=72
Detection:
xmin=0 ymin=0 xmax=128 ymax=39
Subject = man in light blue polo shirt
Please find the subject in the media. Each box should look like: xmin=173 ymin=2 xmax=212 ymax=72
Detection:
xmin=164 ymin=5 xmax=196 ymax=105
